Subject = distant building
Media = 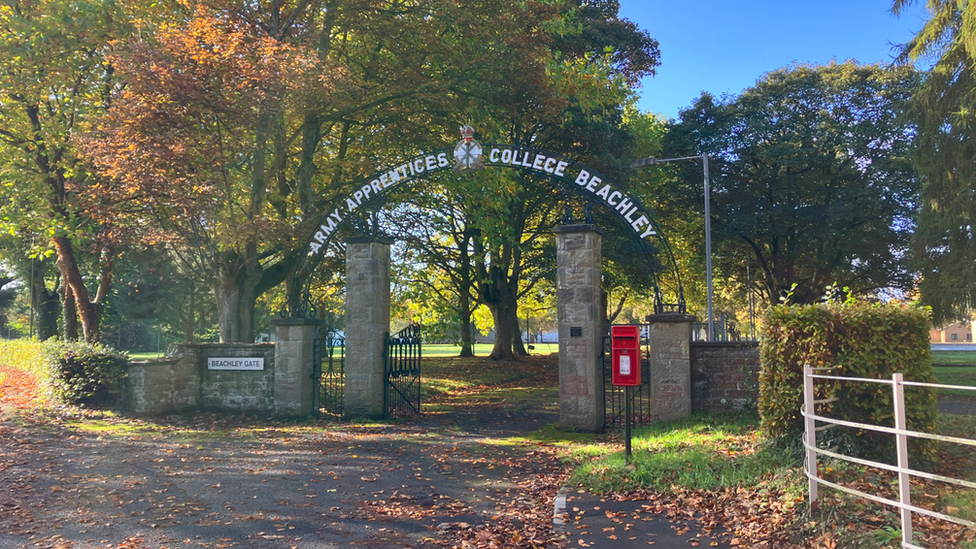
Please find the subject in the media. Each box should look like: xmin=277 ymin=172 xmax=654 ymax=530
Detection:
xmin=930 ymin=321 xmax=973 ymax=343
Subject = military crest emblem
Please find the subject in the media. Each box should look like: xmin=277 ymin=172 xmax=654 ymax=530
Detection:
xmin=453 ymin=125 xmax=484 ymax=173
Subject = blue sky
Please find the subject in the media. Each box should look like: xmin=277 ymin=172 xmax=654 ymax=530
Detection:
xmin=618 ymin=0 xmax=932 ymax=119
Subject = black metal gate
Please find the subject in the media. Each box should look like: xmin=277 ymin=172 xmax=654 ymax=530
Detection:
xmin=313 ymin=327 xmax=345 ymax=419
xmin=384 ymin=324 xmax=422 ymax=418
xmin=603 ymin=326 xmax=652 ymax=428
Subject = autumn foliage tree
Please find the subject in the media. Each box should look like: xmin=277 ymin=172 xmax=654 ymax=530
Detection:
xmin=71 ymin=0 xmax=664 ymax=349
xmin=84 ymin=6 xmax=339 ymax=342
xmin=85 ymin=0 xmax=575 ymax=343
xmin=0 ymin=0 xmax=136 ymax=343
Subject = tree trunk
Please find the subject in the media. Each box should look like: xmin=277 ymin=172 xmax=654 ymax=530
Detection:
xmin=62 ymin=283 xmax=78 ymax=341
xmin=458 ymin=308 xmax=474 ymax=357
xmin=457 ymin=229 xmax=477 ymax=357
xmin=475 ymin=237 xmax=525 ymax=361
xmin=53 ymin=236 xmax=106 ymax=343
xmin=457 ymin=272 xmax=475 ymax=358
xmin=481 ymin=278 xmax=528 ymax=360
xmin=508 ymin=304 xmax=528 ymax=357
xmin=215 ymin=268 xmax=243 ymax=343
xmin=213 ymin=247 xmax=267 ymax=343
xmin=184 ymin=281 xmax=196 ymax=344
xmin=487 ymin=299 xmax=517 ymax=360
xmin=30 ymin=257 xmax=60 ymax=340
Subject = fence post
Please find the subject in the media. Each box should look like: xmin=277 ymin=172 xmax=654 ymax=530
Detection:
xmin=803 ymin=364 xmax=818 ymax=508
xmin=892 ymin=373 xmax=913 ymax=546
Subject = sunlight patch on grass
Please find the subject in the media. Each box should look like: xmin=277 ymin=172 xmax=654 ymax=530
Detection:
xmin=63 ymin=418 xmax=162 ymax=439
xmin=569 ymin=415 xmax=795 ymax=495
xmin=127 ymin=351 xmax=167 ymax=361
xmin=419 ymin=343 xmax=559 ymax=358
xmin=498 ymin=423 xmax=600 ymax=448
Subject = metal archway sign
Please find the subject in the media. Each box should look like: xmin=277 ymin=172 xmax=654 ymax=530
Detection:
xmin=285 ymin=130 xmax=684 ymax=318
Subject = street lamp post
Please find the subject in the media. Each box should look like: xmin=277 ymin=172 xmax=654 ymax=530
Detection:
xmin=631 ymin=154 xmax=714 ymax=341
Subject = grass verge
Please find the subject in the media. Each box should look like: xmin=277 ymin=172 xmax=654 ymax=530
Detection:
xmin=568 ymin=414 xmax=798 ymax=494
xmin=564 ymin=411 xmax=975 ymax=548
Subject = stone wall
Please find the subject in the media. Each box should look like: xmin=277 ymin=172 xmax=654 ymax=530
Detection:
xmin=125 ymin=343 xmax=276 ymax=415
xmin=690 ymin=341 xmax=760 ymax=415
xmin=271 ymin=319 xmax=319 ymax=417
xmin=125 ymin=353 xmax=198 ymax=415
xmin=646 ymin=314 xmax=695 ymax=422
xmin=199 ymin=344 xmax=276 ymax=412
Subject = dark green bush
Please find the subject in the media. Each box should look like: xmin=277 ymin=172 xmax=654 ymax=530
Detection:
xmin=759 ymin=301 xmax=937 ymax=463
xmin=44 ymin=341 xmax=128 ymax=406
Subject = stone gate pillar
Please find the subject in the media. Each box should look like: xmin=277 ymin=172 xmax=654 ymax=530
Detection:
xmin=555 ymin=224 xmax=604 ymax=432
xmin=645 ymin=312 xmax=695 ymax=421
xmin=272 ymin=317 xmax=321 ymax=417
xmin=344 ymin=235 xmax=393 ymax=419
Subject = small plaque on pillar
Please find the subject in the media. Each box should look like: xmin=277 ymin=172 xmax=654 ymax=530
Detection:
xmin=208 ymin=357 xmax=264 ymax=371
xmin=570 ymin=327 xmax=582 ymax=337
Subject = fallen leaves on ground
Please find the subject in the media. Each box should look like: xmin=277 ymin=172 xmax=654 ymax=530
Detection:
xmin=0 ymin=365 xmax=43 ymax=408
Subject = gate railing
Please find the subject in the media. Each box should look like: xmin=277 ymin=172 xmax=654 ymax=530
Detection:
xmin=802 ymin=365 xmax=976 ymax=548
xmin=384 ymin=324 xmax=422 ymax=418
xmin=314 ymin=327 xmax=345 ymax=419
xmin=603 ymin=328 xmax=652 ymax=428
xmin=692 ymin=312 xmax=753 ymax=342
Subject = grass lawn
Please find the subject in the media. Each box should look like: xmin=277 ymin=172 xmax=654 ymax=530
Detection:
xmin=127 ymin=342 xmax=559 ymax=362
xmin=421 ymin=354 xmax=559 ymax=412
xmin=930 ymin=352 xmax=976 ymax=397
xmin=932 ymin=350 xmax=976 ymax=367
xmin=422 ymin=342 xmax=558 ymax=357
xmin=933 ymin=366 xmax=976 ymax=397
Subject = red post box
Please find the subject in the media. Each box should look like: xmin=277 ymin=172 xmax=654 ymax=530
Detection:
xmin=611 ymin=325 xmax=641 ymax=386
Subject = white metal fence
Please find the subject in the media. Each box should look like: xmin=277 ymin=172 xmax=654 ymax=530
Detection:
xmin=801 ymin=365 xmax=976 ymax=549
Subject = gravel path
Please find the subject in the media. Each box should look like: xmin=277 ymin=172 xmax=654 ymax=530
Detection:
xmin=0 ymin=403 xmax=563 ymax=549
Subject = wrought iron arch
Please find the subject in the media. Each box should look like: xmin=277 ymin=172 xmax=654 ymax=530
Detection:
xmin=284 ymin=144 xmax=685 ymax=318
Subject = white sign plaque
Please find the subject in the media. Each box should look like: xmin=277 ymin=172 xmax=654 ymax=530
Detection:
xmin=619 ymin=355 xmax=631 ymax=376
xmin=208 ymin=357 xmax=264 ymax=371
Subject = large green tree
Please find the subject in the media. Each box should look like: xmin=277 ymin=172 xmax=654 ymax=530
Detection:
xmin=0 ymin=0 xmax=138 ymax=343
xmin=448 ymin=0 xmax=660 ymax=360
xmin=894 ymin=0 xmax=976 ymax=324
xmin=658 ymin=62 xmax=920 ymax=307
xmin=385 ymin=180 xmax=484 ymax=357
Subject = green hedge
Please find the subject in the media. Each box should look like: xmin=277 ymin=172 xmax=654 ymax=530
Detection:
xmin=44 ymin=341 xmax=128 ymax=406
xmin=759 ymin=301 xmax=937 ymax=463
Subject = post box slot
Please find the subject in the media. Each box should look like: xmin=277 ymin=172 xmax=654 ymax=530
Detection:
xmin=612 ymin=336 xmax=637 ymax=348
